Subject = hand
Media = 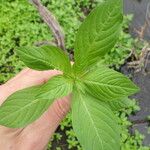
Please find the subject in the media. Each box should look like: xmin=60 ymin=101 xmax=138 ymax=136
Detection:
xmin=0 ymin=68 xmax=71 ymax=150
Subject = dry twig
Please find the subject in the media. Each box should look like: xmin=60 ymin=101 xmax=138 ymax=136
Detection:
xmin=30 ymin=0 xmax=66 ymax=51
xmin=127 ymin=45 xmax=150 ymax=74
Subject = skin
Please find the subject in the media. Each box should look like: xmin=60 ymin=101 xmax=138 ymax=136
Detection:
xmin=0 ymin=68 xmax=71 ymax=150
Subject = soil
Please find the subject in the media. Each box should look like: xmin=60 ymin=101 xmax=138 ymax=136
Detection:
xmin=51 ymin=127 xmax=78 ymax=150
xmin=121 ymin=59 xmax=150 ymax=146
xmin=122 ymin=0 xmax=150 ymax=145
xmin=51 ymin=127 xmax=69 ymax=150
xmin=124 ymin=0 xmax=150 ymax=40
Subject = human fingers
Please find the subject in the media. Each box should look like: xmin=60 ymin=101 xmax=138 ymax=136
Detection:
xmin=0 ymin=69 xmax=61 ymax=105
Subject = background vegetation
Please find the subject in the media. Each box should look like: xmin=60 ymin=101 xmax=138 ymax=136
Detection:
xmin=0 ymin=0 xmax=149 ymax=149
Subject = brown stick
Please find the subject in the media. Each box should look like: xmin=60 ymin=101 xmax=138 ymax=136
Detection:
xmin=31 ymin=0 xmax=66 ymax=51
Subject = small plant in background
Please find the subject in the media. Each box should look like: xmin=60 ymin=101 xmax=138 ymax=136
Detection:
xmin=0 ymin=0 xmax=140 ymax=150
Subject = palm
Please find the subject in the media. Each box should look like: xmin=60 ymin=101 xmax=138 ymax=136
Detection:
xmin=0 ymin=69 xmax=70 ymax=150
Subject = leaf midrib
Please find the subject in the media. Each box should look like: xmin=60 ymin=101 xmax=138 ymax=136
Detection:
xmin=17 ymin=49 xmax=56 ymax=69
xmin=84 ymin=80 xmax=135 ymax=91
xmin=85 ymin=3 xmax=120 ymax=58
xmin=0 ymin=98 xmax=51 ymax=122
xmin=79 ymin=94 xmax=103 ymax=150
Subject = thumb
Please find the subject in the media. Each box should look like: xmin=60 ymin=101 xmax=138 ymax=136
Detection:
xmin=49 ymin=95 xmax=71 ymax=124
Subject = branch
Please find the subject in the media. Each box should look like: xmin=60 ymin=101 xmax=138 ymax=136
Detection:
xmin=30 ymin=0 xmax=66 ymax=51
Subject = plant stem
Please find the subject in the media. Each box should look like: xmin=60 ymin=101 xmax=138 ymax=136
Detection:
xmin=31 ymin=0 xmax=66 ymax=51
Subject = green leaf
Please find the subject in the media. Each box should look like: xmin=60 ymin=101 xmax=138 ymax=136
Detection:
xmin=107 ymin=97 xmax=133 ymax=111
xmin=36 ymin=75 xmax=73 ymax=99
xmin=74 ymin=0 xmax=123 ymax=73
xmin=0 ymin=86 xmax=51 ymax=128
xmin=81 ymin=66 xmax=139 ymax=101
xmin=0 ymin=75 xmax=72 ymax=128
xmin=72 ymin=88 xmax=120 ymax=150
xmin=16 ymin=45 xmax=71 ymax=73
